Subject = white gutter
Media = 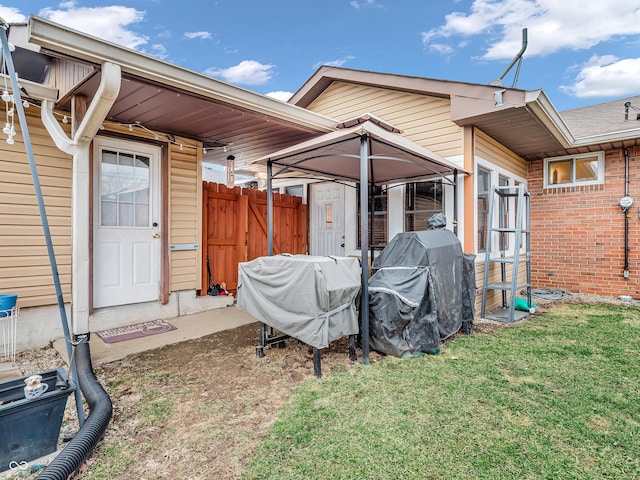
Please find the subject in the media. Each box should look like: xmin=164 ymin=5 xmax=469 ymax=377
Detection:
xmin=524 ymin=89 xmax=575 ymax=147
xmin=572 ymin=128 xmax=640 ymax=147
xmin=0 ymin=73 xmax=58 ymax=102
xmin=28 ymin=16 xmax=336 ymax=134
xmin=41 ymin=61 xmax=121 ymax=335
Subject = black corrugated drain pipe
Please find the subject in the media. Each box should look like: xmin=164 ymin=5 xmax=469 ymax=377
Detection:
xmin=37 ymin=335 xmax=112 ymax=480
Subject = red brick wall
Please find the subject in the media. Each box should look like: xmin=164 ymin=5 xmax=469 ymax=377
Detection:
xmin=528 ymin=146 xmax=640 ymax=298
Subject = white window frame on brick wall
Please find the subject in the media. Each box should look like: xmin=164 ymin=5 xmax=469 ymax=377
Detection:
xmin=543 ymin=151 xmax=604 ymax=188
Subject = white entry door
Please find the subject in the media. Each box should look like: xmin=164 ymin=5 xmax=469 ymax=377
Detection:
xmin=93 ymin=138 xmax=161 ymax=308
xmin=311 ymin=182 xmax=345 ymax=256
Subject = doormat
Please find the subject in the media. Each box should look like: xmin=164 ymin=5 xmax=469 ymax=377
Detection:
xmin=95 ymin=319 xmax=176 ymax=344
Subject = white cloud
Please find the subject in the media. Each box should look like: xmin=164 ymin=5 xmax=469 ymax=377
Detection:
xmin=429 ymin=43 xmax=455 ymax=56
xmin=423 ymin=0 xmax=640 ymax=60
xmin=0 ymin=6 xmax=27 ymax=23
xmin=266 ymin=91 xmax=293 ymax=102
xmin=149 ymin=43 xmax=168 ymax=60
xmin=184 ymin=31 xmax=212 ymax=40
xmin=38 ymin=2 xmax=149 ymax=49
xmin=204 ymin=60 xmax=275 ymax=86
xmin=350 ymin=0 xmax=382 ymax=9
xmin=560 ymin=55 xmax=640 ymax=98
xmin=312 ymin=56 xmax=355 ymax=70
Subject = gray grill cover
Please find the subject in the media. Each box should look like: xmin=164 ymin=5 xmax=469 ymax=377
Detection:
xmin=369 ymin=229 xmax=476 ymax=357
xmin=237 ymin=255 xmax=361 ymax=349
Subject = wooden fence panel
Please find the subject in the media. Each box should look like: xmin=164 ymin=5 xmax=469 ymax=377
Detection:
xmin=201 ymin=182 xmax=307 ymax=295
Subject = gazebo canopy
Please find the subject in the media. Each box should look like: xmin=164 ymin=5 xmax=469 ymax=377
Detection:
xmin=253 ymin=114 xmax=469 ymax=184
xmin=252 ymin=113 xmax=470 ymax=364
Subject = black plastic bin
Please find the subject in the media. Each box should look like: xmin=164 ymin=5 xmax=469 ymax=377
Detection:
xmin=0 ymin=368 xmax=76 ymax=472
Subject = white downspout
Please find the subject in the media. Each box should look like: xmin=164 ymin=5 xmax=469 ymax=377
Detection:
xmin=41 ymin=61 xmax=121 ymax=335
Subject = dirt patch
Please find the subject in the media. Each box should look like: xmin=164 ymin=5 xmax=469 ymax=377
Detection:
xmin=96 ymin=323 xmax=380 ymax=479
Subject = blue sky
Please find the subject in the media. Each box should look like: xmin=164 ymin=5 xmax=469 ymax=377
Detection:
xmin=2 ymin=1 xmax=640 ymax=111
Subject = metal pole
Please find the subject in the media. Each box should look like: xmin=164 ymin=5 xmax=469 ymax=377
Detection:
xmin=267 ymin=160 xmax=273 ymax=256
xmin=0 ymin=23 xmax=84 ymax=427
xmin=312 ymin=347 xmax=322 ymax=377
xmin=453 ymin=168 xmax=458 ymax=236
xmin=624 ymin=149 xmax=630 ymax=275
xmin=359 ymin=136 xmax=370 ymax=364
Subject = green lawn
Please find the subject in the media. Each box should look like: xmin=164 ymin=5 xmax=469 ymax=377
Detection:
xmin=241 ymin=304 xmax=640 ymax=480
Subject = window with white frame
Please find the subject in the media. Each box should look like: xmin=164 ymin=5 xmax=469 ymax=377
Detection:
xmin=544 ymin=152 xmax=604 ymax=188
xmin=477 ymin=168 xmax=490 ymax=253
xmin=476 ymin=164 xmax=527 ymax=256
xmin=285 ymin=184 xmax=304 ymax=197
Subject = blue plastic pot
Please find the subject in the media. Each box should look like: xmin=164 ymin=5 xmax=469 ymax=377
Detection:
xmin=0 ymin=294 xmax=17 ymax=317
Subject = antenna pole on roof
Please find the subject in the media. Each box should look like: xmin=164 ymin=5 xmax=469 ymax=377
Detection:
xmin=490 ymin=28 xmax=528 ymax=88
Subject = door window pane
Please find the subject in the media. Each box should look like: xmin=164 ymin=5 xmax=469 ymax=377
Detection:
xmin=118 ymin=203 xmax=134 ymax=227
xmin=325 ymin=203 xmax=333 ymax=228
xmin=100 ymin=149 xmax=151 ymax=227
xmin=101 ymin=201 xmax=117 ymax=226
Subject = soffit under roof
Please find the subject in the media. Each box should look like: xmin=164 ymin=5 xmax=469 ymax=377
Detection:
xmin=55 ymin=69 xmax=332 ymax=169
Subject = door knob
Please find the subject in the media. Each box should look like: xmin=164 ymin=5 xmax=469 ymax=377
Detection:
xmin=152 ymin=233 xmax=160 ymax=238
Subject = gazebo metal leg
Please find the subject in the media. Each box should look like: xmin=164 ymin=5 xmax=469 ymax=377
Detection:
xmin=348 ymin=334 xmax=357 ymax=361
xmin=313 ymin=348 xmax=322 ymax=378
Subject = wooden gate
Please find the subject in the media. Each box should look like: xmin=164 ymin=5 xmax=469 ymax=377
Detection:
xmin=201 ymin=182 xmax=307 ymax=295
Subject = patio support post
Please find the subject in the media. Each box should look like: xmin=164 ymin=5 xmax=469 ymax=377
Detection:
xmin=453 ymin=168 xmax=458 ymax=236
xmin=359 ymin=136 xmax=370 ymax=364
xmin=267 ymin=160 xmax=273 ymax=256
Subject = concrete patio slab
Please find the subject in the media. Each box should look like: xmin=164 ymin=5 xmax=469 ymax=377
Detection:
xmin=53 ymin=305 xmax=259 ymax=366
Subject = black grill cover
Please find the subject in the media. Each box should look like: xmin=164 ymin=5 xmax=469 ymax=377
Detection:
xmin=368 ymin=228 xmax=476 ymax=357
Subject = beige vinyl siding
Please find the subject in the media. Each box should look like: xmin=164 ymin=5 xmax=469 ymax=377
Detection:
xmin=307 ymin=82 xmax=463 ymax=158
xmin=169 ymin=140 xmax=202 ymax=291
xmin=475 ymin=129 xmax=527 ymax=178
xmin=0 ymin=109 xmax=72 ymax=308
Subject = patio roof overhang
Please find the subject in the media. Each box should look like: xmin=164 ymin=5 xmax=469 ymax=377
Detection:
xmin=254 ymin=115 xmax=470 ymax=365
